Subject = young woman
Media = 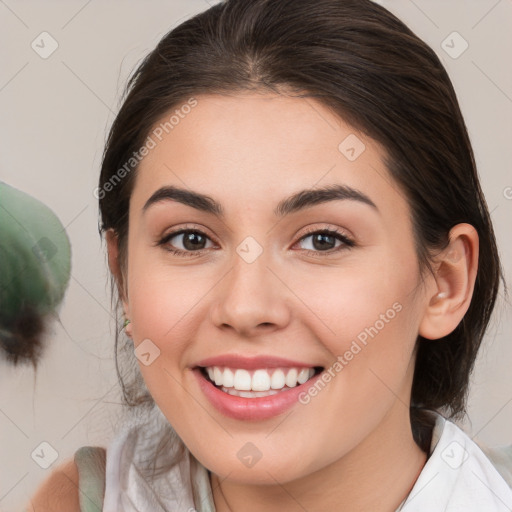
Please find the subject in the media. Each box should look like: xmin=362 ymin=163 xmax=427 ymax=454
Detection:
xmin=27 ymin=0 xmax=511 ymax=510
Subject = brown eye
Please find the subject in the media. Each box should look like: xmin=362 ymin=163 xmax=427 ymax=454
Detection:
xmin=178 ymin=231 xmax=208 ymax=250
xmin=158 ymin=229 xmax=214 ymax=256
xmin=296 ymin=229 xmax=355 ymax=255
xmin=302 ymin=232 xmax=337 ymax=251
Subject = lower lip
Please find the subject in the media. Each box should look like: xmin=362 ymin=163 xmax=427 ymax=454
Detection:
xmin=192 ymin=368 xmax=323 ymax=421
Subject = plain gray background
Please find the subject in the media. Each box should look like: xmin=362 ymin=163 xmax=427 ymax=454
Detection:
xmin=0 ymin=1 xmax=511 ymax=510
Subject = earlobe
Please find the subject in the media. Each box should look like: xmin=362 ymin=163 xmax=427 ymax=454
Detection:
xmin=105 ymin=228 xmax=130 ymax=318
xmin=419 ymin=223 xmax=479 ymax=340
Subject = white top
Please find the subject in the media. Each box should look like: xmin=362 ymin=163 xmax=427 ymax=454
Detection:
xmin=102 ymin=407 xmax=512 ymax=511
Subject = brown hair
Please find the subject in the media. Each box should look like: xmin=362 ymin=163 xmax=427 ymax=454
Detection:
xmin=98 ymin=0 xmax=504 ymax=454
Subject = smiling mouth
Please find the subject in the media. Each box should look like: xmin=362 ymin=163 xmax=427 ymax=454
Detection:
xmin=198 ymin=365 xmax=324 ymax=398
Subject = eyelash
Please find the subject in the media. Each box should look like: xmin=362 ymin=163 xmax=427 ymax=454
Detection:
xmin=156 ymin=225 xmax=355 ymax=258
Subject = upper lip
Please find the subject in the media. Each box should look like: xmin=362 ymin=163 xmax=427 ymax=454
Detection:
xmin=194 ymin=354 xmax=322 ymax=370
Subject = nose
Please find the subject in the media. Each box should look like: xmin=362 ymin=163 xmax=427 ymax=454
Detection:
xmin=209 ymin=247 xmax=292 ymax=338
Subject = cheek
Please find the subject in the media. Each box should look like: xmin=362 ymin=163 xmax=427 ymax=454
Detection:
xmin=288 ymin=251 xmax=422 ymax=426
xmin=127 ymin=247 xmax=213 ymax=347
xmin=287 ymin=251 xmax=418 ymax=354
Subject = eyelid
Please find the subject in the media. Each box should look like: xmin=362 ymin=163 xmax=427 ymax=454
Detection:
xmin=297 ymin=224 xmax=353 ymax=241
xmin=156 ymin=223 xmax=217 ymax=244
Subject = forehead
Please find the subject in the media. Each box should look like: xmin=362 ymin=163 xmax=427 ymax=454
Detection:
xmin=131 ymin=92 xmax=410 ymax=221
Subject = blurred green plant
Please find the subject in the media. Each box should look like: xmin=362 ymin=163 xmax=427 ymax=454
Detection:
xmin=0 ymin=181 xmax=71 ymax=367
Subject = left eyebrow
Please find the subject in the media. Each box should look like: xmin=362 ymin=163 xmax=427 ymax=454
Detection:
xmin=142 ymin=184 xmax=378 ymax=218
xmin=275 ymin=184 xmax=378 ymax=216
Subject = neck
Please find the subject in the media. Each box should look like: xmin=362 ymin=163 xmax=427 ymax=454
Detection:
xmin=210 ymin=404 xmax=429 ymax=512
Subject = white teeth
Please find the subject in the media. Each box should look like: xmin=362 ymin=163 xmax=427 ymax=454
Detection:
xmin=204 ymin=366 xmax=316 ymax=392
xmin=233 ymin=369 xmax=252 ymax=391
xmin=252 ymin=369 xmax=271 ymax=391
xmin=285 ymin=368 xmax=298 ymax=388
xmin=213 ymin=367 xmax=223 ymax=386
xmin=221 ymin=387 xmax=280 ymax=398
xmin=270 ymin=369 xmax=286 ymax=389
xmin=223 ymin=368 xmax=234 ymax=388
xmin=297 ymin=368 xmax=310 ymax=384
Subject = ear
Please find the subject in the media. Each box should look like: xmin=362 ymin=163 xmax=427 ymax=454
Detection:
xmin=105 ymin=229 xmax=131 ymax=322
xmin=419 ymin=223 xmax=479 ymax=340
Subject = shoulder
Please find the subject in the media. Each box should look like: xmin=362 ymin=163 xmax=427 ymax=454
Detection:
xmin=478 ymin=443 xmax=512 ymax=489
xmin=25 ymin=446 xmax=107 ymax=512
xmin=25 ymin=457 xmax=81 ymax=512
xmin=432 ymin=414 xmax=512 ymax=490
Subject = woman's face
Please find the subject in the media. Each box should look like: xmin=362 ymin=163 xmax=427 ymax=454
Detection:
xmin=121 ymin=92 xmax=434 ymax=483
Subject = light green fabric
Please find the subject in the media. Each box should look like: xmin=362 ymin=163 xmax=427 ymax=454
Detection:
xmin=73 ymin=446 xmax=106 ymax=512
